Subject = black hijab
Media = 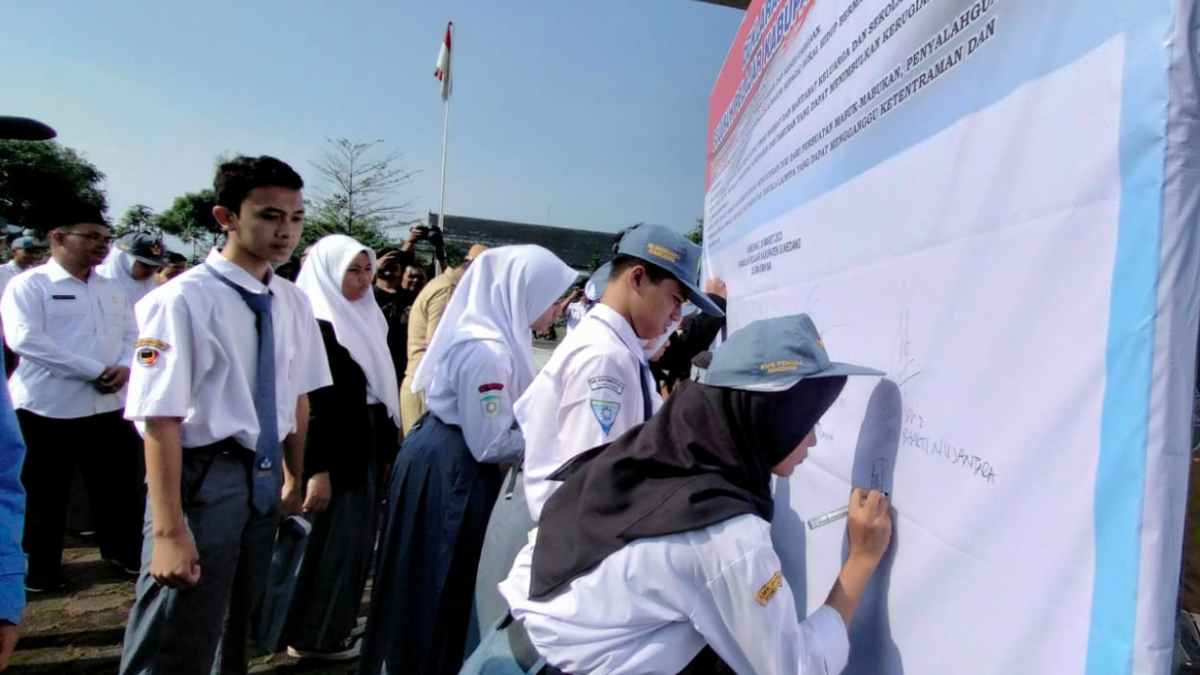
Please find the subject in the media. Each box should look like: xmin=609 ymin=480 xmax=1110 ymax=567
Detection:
xmin=530 ymin=375 xmax=846 ymax=600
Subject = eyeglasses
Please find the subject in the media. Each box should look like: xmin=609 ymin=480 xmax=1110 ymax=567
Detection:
xmin=61 ymin=232 xmax=113 ymax=245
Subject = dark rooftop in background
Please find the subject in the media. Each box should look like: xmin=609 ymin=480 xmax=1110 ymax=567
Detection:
xmin=428 ymin=213 xmax=617 ymax=271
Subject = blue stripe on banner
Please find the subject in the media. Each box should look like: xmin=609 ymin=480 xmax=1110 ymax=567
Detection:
xmin=1085 ymin=3 xmax=1171 ymax=674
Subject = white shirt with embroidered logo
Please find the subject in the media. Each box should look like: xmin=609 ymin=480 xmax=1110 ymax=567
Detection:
xmin=425 ymin=340 xmax=524 ymax=464
xmin=0 ymin=258 xmax=137 ymax=418
xmin=123 ymin=250 xmax=332 ymax=452
xmin=500 ymin=514 xmax=850 ymax=675
xmin=517 ymin=303 xmax=662 ymax=523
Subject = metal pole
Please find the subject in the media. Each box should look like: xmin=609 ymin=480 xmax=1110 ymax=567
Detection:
xmin=435 ymin=23 xmax=452 ymax=276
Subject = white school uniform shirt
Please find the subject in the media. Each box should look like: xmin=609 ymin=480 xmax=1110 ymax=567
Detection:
xmin=500 ymin=514 xmax=850 ymax=675
xmin=518 ymin=303 xmax=662 ymax=522
xmin=123 ymin=249 xmax=332 ymax=452
xmin=0 ymin=261 xmax=24 ymax=299
xmin=563 ymin=300 xmax=590 ymax=335
xmin=0 ymin=258 xmax=136 ymax=418
xmin=425 ymin=340 xmax=525 ymax=464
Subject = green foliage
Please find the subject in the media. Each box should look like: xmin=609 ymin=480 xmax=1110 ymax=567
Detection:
xmin=157 ymin=189 xmax=219 ymax=259
xmin=157 ymin=190 xmax=217 ymax=239
xmin=0 ymin=140 xmax=107 ymax=230
xmin=687 ymin=217 xmax=703 ymax=245
xmin=115 ymin=204 xmax=157 ymax=237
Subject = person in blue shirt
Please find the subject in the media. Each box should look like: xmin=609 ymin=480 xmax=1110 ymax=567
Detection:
xmin=0 ymin=114 xmax=56 ymax=670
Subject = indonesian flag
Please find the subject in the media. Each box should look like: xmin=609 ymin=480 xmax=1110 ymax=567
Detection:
xmin=435 ymin=22 xmax=452 ymax=100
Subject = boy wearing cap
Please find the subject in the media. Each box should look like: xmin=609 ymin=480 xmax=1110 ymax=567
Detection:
xmin=118 ymin=156 xmax=331 ymax=675
xmin=500 ymin=315 xmax=890 ymax=675
xmin=97 ymin=232 xmax=166 ymax=306
xmin=518 ymin=223 xmax=725 ymax=523
xmin=0 ymin=236 xmax=47 ymax=294
xmin=0 ymin=236 xmax=48 ymax=374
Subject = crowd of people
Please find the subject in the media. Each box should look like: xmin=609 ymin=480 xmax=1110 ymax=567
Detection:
xmin=0 ymin=153 xmax=895 ymax=675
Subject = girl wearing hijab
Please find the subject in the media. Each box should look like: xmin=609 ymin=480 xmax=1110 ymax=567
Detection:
xmin=499 ymin=314 xmax=894 ymax=675
xmin=361 ymin=245 xmax=578 ymax=674
xmin=286 ymin=234 xmax=401 ymax=660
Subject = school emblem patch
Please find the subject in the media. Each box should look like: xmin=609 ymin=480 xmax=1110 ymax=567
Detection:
xmin=480 ymin=393 xmax=501 ymax=418
xmin=589 ymin=399 xmax=621 ymax=435
xmin=756 ymin=571 xmax=784 ymax=606
xmin=136 ymin=347 xmax=161 ymax=367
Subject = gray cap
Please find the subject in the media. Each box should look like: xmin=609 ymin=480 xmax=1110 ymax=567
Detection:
xmin=589 ymin=224 xmax=723 ymax=316
xmin=118 ymin=232 xmax=166 ymax=266
xmin=10 ymin=235 xmax=46 ymax=251
xmin=698 ymin=314 xmax=883 ymax=392
xmin=583 ymin=262 xmax=611 ymax=302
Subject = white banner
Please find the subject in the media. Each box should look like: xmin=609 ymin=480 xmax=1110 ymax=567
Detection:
xmin=704 ymin=1 xmax=1200 ymax=673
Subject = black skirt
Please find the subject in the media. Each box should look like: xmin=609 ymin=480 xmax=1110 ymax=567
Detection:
xmin=284 ymin=404 xmax=395 ymax=651
xmin=360 ymin=413 xmax=504 ymax=674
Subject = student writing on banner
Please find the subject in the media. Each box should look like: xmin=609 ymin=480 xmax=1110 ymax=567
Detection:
xmin=501 ymin=315 xmax=891 ymax=675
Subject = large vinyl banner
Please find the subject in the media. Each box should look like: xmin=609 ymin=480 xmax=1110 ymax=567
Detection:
xmin=703 ymin=1 xmax=1200 ymax=673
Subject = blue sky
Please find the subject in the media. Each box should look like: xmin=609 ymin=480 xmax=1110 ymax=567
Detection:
xmin=3 ymin=1 xmax=742 ymax=236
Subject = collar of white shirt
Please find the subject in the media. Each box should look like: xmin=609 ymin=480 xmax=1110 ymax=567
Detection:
xmin=204 ymin=249 xmax=274 ymax=294
xmin=43 ymin=257 xmax=91 ymax=285
xmin=587 ymin=303 xmax=647 ymax=365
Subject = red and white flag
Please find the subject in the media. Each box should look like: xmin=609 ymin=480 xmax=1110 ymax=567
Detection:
xmin=435 ymin=22 xmax=452 ymax=100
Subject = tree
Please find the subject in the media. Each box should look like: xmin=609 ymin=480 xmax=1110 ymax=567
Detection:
xmin=303 ymin=138 xmax=417 ymax=250
xmin=0 ymin=140 xmax=107 ymax=230
xmin=157 ymin=189 xmax=218 ymax=261
xmin=115 ymin=204 xmax=157 ymax=237
xmin=687 ymin=217 xmax=703 ymax=245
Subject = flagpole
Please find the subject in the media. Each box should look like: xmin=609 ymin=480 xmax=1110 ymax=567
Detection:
xmin=436 ymin=88 xmax=450 ymax=276
xmin=434 ymin=21 xmax=453 ymax=276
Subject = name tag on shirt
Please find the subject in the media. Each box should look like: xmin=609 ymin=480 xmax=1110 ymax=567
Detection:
xmin=51 ymin=295 xmax=76 ymax=300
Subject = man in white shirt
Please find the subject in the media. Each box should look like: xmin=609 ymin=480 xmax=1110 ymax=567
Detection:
xmin=0 ymin=235 xmax=48 ymax=374
xmin=0 ymin=207 xmax=144 ymax=592
xmin=118 ymin=156 xmax=332 ymax=675
xmin=518 ymin=223 xmax=724 ymax=522
xmin=0 ymin=235 xmax=47 ymax=296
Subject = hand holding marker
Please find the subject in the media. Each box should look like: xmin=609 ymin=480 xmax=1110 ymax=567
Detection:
xmin=808 ymin=458 xmax=892 ymax=530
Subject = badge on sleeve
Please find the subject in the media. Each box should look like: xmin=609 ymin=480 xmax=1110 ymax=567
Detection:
xmin=135 ymin=338 xmax=171 ymax=367
xmin=755 ymin=571 xmax=784 ymax=606
xmin=587 ymin=376 xmax=625 ymax=395
xmin=590 ymin=399 xmax=621 ymax=435
xmin=481 ymin=395 xmax=501 ymax=417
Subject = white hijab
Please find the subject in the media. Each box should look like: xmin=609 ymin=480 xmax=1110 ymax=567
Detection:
xmin=97 ymin=249 xmax=156 ymax=304
xmin=296 ymin=234 xmax=401 ymax=425
xmin=411 ymin=245 xmax=577 ymax=397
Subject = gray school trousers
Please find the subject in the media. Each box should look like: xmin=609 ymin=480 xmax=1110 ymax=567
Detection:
xmin=118 ymin=441 xmax=279 ymax=675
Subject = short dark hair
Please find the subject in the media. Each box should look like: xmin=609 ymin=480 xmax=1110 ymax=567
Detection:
xmin=213 ymin=155 xmax=303 ymax=213
xmin=49 ymin=200 xmax=109 ymax=230
xmin=610 ymin=254 xmax=674 ymax=285
xmin=165 ymin=252 xmax=188 ymax=264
